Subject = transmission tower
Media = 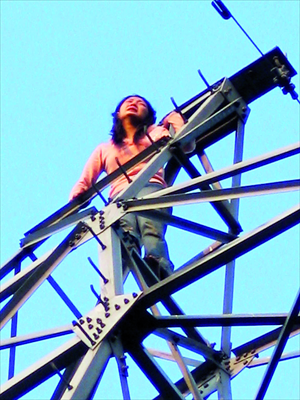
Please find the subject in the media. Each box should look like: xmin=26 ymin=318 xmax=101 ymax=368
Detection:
xmin=0 ymin=46 xmax=299 ymax=400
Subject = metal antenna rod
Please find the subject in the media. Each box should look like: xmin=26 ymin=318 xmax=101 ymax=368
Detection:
xmin=212 ymin=0 xmax=264 ymax=56
xmin=212 ymin=0 xmax=300 ymax=105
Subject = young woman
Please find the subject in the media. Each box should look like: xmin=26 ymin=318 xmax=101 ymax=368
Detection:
xmin=69 ymin=95 xmax=185 ymax=278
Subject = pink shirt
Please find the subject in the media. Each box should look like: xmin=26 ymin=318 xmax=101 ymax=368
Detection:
xmin=69 ymin=112 xmax=184 ymax=200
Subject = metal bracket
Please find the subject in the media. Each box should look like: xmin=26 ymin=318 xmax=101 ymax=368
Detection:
xmin=72 ymin=292 xmax=142 ymax=349
xmin=220 ymin=78 xmax=251 ymax=123
xmin=183 ymin=352 xmax=255 ymax=398
xmin=227 ymin=351 xmax=256 ymax=378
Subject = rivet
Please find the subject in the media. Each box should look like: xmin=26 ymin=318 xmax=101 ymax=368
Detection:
xmin=96 ymin=327 xmax=102 ymax=334
xmin=100 ymin=210 xmax=104 ymax=215
xmin=96 ymin=318 xmax=102 ymax=324
xmin=69 ymin=240 xmax=75 ymax=247
xmin=132 ymin=292 xmax=138 ymax=298
xmin=105 ymin=312 xmax=110 ymax=318
xmin=79 ymin=319 xmax=85 ymax=325
xmin=115 ymin=304 xmax=121 ymax=310
xmin=88 ymin=324 xmax=94 ymax=330
xmin=87 ymin=317 xmax=92 ymax=323
xmin=124 ymin=298 xmax=129 ymax=304
xmin=93 ymin=334 xmax=99 ymax=340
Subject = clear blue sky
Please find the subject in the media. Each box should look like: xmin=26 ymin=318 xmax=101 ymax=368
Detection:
xmin=1 ymin=1 xmax=299 ymax=399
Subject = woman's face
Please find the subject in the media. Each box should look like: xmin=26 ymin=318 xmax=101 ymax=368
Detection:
xmin=118 ymin=96 xmax=149 ymax=122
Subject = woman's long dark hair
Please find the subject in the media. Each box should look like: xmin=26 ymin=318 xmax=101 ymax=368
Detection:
xmin=111 ymin=95 xmax=156 ymax=145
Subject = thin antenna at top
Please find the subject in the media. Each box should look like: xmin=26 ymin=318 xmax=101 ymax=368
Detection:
xmin=212 ymin=0 xmax=264 ymax=56
xmin=212 ymin=0 xmax=299 ymax=104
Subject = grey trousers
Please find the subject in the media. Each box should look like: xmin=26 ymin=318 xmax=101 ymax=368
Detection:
xmin=119 ymin=183 xmax=174 ymax=272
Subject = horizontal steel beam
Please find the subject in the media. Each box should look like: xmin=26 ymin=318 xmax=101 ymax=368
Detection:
xmin=20 ymin=207 xmax=98 ymax=248
xmin=248 ymin=350 xmax=300 ymax=368
xmin=134 ymin=210 xmax=236 ymax=243
xmin=232 ymin=324 xmax=300 ymax=357
xmin=142 ymin=142 xmax=300 ymax=199
xmin=153 ymin=314 xmax=300 ymax=328
xmin=124 ymin=180 xmax=300 ymax=211
xmin=137 ymin=205 xmax=300 ymax=310
xmin=0 ymin=325 xmax=73 ymax=349
xmin=154 ymin=328 xmax=225 ymax=369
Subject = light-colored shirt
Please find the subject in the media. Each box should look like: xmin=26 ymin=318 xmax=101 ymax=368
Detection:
xmin=69 ymin=112 xmax=184 ymax=200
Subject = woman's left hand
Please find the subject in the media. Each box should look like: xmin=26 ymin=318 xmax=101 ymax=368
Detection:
xmin=163 ymin=111 xmax=185 ymax=133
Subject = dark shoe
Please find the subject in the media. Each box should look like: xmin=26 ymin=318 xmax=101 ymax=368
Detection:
xmin=144 ymin=255 xmax=173 ymax=280
xmin=144 ymin=255 xmax=160 ymax=278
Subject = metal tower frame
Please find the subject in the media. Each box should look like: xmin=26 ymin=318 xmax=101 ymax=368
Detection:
xmin=1 ymin=47 xmax=299 ymax=400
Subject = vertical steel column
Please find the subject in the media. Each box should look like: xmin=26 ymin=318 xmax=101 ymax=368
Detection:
xmin=218 ymin=118 xmax=245 ymax=400
xmin=110 ymin=337 xmax=131 ymax=400
xmin=60 ymin=340 xmax=112 ymax=400
xmin=8 ymin=264 xmax=21 ymax=379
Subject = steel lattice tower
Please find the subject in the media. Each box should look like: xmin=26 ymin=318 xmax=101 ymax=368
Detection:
xmin=0 ymin=47 xmax=299 ymax=400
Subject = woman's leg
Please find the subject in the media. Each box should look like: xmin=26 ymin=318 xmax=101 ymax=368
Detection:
xmin=136 ymin=184 xmax=174 ymax=278
xmin=118 ymin=211 xmax=141 ymax=254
